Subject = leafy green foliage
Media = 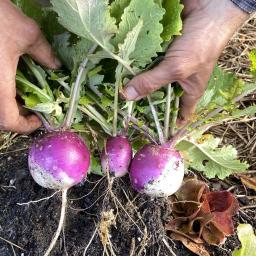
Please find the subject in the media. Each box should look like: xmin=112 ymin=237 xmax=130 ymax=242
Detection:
xmin=118 ymin=19 xmax=143 ymax=62
xmin=160 ymin=0 xmax=183 ymax=42
xmin=197 ymin=67 xmax=244 ymax=113
xmin=53 ymin=33 xmax=93 ymax=75
xmin=176 ymin=133 xmax=248 ymax=179
xmin=232 ymin=224 xmax=256 ymax=256
xmin=51 ymin=0 xmax=117 ymax=54
xmin=14 ymin=0 xmax=252 ymax=180
xmin=110 ymin=0 xmax=130 ymax=22
xmin=113 ymin=0 xmax=165 ymax=67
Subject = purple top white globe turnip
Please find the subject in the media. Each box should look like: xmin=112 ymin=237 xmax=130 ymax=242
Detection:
xmin=101 ymin=136 xmax=132 ymax=177
xmin=29 ymin=131 xmax=90 ymax=190
xmin=129 ymin=144 xmax=185 ymax=197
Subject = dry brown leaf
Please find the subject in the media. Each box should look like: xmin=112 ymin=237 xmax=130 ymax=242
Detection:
xmin=171 ymin=232 xmax=210 ymax=256
xmin=240 ymin=175 xmax=256 ymax=192
xmin=167 ymin=179 xmax=239 ymax=246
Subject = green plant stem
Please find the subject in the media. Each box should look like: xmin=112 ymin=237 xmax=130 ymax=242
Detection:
xmin=164 ymin=84 xmax=173 ymax=141
xmin=170 ymin=94 xmax=180 ymax=137
xmin=22 ymin=56 xmax=54 ymax=100
xmin=113 ymin=64 xmax=123 ymax=137
xmin=169 ymin=89 xmax=255 ymax=147
xmin=79 ymin=106 xmax=112 ymax=135
xmin=64 ymin=44 xmax=97 ymax=129
xmin=147 ymin=95 xmax=164 ymax=145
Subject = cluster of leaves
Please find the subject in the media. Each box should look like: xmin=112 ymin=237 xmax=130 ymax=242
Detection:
xmin=13 ymin=0 xmax=256 ymax=179
xmin=166 ymin=179 xmax=239 ymax=246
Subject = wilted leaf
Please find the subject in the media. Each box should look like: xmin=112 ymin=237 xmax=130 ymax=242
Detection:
xmin=240 ymin=174 xmax=256 ymax=192
xmin=167 ymin=179 xmax=239 ymax=246
xmin=232 ymin=224 xmax=256 ymax=256
xmin=171 ymin=233 xmax=210 ymax=256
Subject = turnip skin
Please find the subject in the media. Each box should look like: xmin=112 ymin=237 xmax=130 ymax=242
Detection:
xmin=28 ymin=131 xmax=90 ymax=189
xmin=129 ymin=144 xmax=184 ymax=197
xmin=101 ymin=136 xmax=132 ymax=177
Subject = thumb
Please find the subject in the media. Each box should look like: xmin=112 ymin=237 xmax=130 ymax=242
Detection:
xmin=123 ymin=59 xmax=177 ymax=100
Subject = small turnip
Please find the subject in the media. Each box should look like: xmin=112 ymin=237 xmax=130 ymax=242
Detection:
xmin=101 ymin=136 xmax=132 ymax=177
xmin=129 ymin=144 xmax=184 ymax=197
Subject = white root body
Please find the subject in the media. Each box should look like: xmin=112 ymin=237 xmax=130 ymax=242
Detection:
xmin=44 ymin=189 xmax=68 ymax=256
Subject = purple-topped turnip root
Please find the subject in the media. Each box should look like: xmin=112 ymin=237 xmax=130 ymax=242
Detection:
xmin=29 ymin=131 xmax=90 ymax=189
xmin=101 ymin=136 xmax=132 ymax=177
xmin=28 ymin=131 xmax=90 ymax=256
xmin=129 ymin=144 xmax=184 ymax=197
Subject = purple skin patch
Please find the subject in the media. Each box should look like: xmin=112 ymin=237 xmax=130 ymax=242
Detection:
xmin=29 ymin=131 xmax=90 ymax=189
xmin=101 ymin=136 xmax=132 ymax=177
xmin=129 ymin=144 xmax=183 ymax=192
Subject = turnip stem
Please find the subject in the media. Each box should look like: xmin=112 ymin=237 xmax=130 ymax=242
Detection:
xmin=113 ymin=64 xmax=123 ymax=137
xmin=34 ymin=112 xmax=54 ymax=132
xmin=79 ymin=106 xmax=112 ymax=135
xmin=147 ymin=95 xmax=164 ymax=145
xmin=44 ymin=188 xmax=68 ymax=256
xmin=164 ymin=84 xmax=173 ymax=141
xmin=169 ymin=88 xmax=254 ymax=146
xmin=170 ymin=95 xmax=180 ymax=137
xmin=126 ymin=101 xmax=134 ymax=129
xmin=64 ymin=44 xmax=97 ymax=129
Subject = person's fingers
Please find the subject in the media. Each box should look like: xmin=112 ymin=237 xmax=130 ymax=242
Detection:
xmin=12 ymin=114 xmax=42 ymax=134
xmin=124 ymin=59 xmax=183 ymax=101
xmin=0 ymin=96 xmax=41 ymax=134
xmin=25 ymin=23 xmax=61 ymax=69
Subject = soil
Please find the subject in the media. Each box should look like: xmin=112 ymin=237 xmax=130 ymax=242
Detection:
xmin=0 ymin=133 xmax=255 ymax=256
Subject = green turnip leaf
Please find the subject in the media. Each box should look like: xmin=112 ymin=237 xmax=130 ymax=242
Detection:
xmin=113 ymin=0 xmax=165 ymax=67
xmin=176 ymin=134 xmax=248 ymax=179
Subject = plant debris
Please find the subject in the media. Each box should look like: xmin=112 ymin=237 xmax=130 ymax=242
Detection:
xmin=166 ymin=179 xmax=240 ymax=246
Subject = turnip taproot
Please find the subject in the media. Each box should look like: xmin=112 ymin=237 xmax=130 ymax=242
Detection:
xmin=129 ymin=144 xmax=184 ymax=197
xmin=101 ymin=136 xmax=132 ymax=177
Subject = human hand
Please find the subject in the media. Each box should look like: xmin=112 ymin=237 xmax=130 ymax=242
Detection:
xmin=0 ymin=0 xmax=60 ymax=133
xmin=124 ymin=0 xmax=248 ymax=124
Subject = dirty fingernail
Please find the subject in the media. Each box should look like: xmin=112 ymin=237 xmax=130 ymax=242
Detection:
xmin=124 ymin=86 xmax=139 ymax=100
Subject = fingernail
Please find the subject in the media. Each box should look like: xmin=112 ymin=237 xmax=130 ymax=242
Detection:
xmin=124 ymin=86 xmax=139 ymax=100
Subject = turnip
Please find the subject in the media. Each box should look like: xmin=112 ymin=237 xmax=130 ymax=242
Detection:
xmin=100 ymin=64 xmax=133 ymax=177
xmin=129 ymin=144 xmax=184 ymax=197
xmin=29 ymin=131 xmax=90 ymax=190
xmin=27 ymin=45 xmax=97 ymax=256
xmin=28 ymin=131 xmax=90 ymax=255
xmin=101 ymin=136 xmax=132 ymax=177
xmin=129 ymin=85 xmax=185 ymax=197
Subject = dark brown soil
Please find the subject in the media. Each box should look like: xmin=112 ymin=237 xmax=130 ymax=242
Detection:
xmin=0 ymin=134 xmax=255 ymax=256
